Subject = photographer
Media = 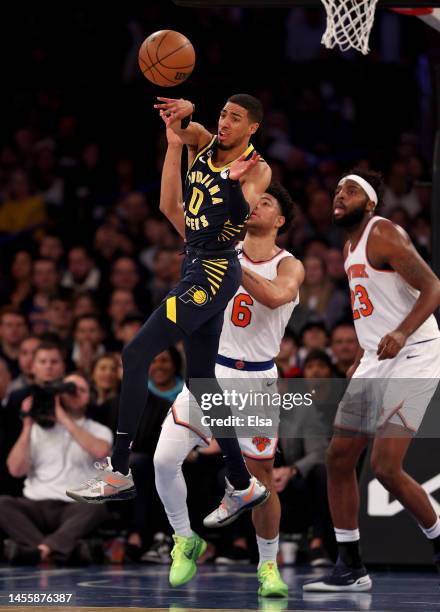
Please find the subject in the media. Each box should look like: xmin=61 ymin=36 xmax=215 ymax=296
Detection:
xmin=0 ymin=372 xmax=112 ymax=565
xmin=1 ymin=341 xmax=66 ymax=496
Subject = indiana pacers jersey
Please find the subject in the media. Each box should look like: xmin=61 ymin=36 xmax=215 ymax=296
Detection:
xmin=183 ymin=135 xmax=255 ymax=250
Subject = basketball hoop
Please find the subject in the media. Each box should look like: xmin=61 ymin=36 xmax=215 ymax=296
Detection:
xmin=320 ymin=0 xmax=380 ymax=54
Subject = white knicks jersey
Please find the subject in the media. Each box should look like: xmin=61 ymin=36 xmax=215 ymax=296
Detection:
xmin=218 ymin=243 xmax=299 ymax=362
xmin=345 ymin=216 xmax=440 ymax=351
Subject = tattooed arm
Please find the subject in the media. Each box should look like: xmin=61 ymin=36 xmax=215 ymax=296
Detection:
xmin=368 ymin=220 xmax=440 ymax=360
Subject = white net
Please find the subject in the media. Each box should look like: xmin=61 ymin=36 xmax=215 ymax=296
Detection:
xmin=320 ymin=0 xmax=380 ymax=55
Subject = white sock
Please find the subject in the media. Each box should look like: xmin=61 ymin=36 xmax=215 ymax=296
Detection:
xmin=256 ymin=534 xmax=279 ymax=569
xmin=154 ymin=412 xmax=198 ymax=539
xmin=420 ymin=518 xmax=440 ymax=540
xmin=334 ymin=527 xmax=360 ymax=543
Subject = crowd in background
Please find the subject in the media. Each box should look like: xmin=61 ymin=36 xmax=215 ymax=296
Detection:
xmin=0 ymin=2 xmax=437 ymax=566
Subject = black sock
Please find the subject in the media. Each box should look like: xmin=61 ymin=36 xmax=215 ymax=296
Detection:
xmin=216 ymin=437 xmax=251 ymax=490
xmin=111 ymin=433 xmax=132 ymax=475
xmin=432 ymin=535 xmax=440 ymax=555
xmin=338 ymin=541 xmax=363 ymax=569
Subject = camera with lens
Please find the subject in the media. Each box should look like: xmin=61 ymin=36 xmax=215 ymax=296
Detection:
xmin=23 ymin=381 xmax=77 ymax=428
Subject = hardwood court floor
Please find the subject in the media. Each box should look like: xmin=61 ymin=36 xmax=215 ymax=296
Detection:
xmin=1 ymin=564 xmax=440 ymax=611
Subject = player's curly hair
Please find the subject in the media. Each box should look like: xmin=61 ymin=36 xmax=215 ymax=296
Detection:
xmin=343 ymin=168 xmax=385 ymax=208
xmin=266 ymin=181 xmax=295 ymax=235
xmin=227 ymin=94 xmax=263 ymax=124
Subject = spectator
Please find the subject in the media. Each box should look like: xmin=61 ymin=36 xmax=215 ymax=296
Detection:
xmin=47 ymin=291 xmax=74 ymax=341
xmin=1 ymin=341 xmax=66 ymax=496
xmin=325 ymin=248 xmax=348 ymax=290
xmin=117 ymin=312 xmax=144 ymax=347
xmin=6 ymin=335 xmax=41 ymax=395
xmin=109 ymin=256 xmax=149 ymax=312
xmin=107 ymin=289 xmax=137 ymax=338
xmin=29 ymin=257 xmax=60 ymax=313
xmin=276 ymin=330 xmax=301 ymax=378
xmin=70 ymin=314 xmax=106 ymax=376
xmin=148 ymin=347 xmax=184 ymax=403
xmin=139 ymin=218 xmax=179 ymax=272
xmin=0 ymin=357 xmax=12 ymax=404
xmin=383 ymin=161 xmax=421 ymax=218
xmin=0 ymin=373 xmax=112 ymax=565
xmin=39 ymin=234 xmax=65 ymax=264
xmin=90 ymin=353 xmax=120 ymax=408
xmin=117 ymin=191 xmax=150 ymax=249
xmin=276 ymin=349 xmax=335 ymax=567
xmin=297 ymin=321 xmax=329 ymax=367
xmin=61 ymin=246 xmax=101 ymax=293
xmin=0 ymin=307 xmax=29 ymax=377
xmin=72 ymin=291 xmax=100 ymax=319
xmin=0 ymin=170 xmax=47 ymax=238
xmin=330 ymin=323 xmax=359 ymax=377
xmin=8 ymin=250 xmax=33 ymax=308
xmin=300 ymin=255 xmax=349 ymax=329
xmin=148 ymin=249 xmax=182 ymax=309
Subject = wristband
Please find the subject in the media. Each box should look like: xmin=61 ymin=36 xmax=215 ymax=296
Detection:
xmin=181 ymin=103 xmax=195 ymax=129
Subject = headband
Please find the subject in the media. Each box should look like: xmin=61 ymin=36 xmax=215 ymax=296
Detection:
xmin=338 ymin=174 xmax=378 ymax=205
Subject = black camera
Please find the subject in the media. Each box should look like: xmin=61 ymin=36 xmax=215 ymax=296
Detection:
xmin=24 ymin=381 xmax=77 ymax=428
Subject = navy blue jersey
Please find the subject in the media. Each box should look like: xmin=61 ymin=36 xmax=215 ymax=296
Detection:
xmin=183 ymin=136 xmax=255 ymax=250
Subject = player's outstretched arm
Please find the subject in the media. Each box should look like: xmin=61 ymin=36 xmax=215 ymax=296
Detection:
xmin=154 ymin=97 xmax=212 ymax=151
xmin=371 ymin=220 xmax=440 ymax=360
xmin=241 ymin=256 xmax=304 ymax=310
xmin=158 ymin=112 xmax=185 ymax=238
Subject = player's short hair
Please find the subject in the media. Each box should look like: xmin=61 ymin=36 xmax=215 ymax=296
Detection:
xmin=342 ymin=167 xmax=385 ymax=208
xmin=227 ymin=94 xmax=263 ymax=124
xmin=266 ymin=181 xmax=295 ymax=235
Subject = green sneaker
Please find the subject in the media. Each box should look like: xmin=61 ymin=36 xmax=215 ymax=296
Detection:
xmin=258 ymin=561 xmax=288 ymax=598
xmin=169 ymin=532 xmax=207 ymax=587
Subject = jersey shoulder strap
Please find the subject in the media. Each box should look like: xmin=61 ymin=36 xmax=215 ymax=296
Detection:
xmin=188 ymin=135 xmax=216 ymax=172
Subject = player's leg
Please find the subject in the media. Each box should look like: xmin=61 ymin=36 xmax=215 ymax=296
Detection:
xmin=370 ymin=423 xmax=440 ymax=557
xmin=66 ymin=301 xmax=186 ymax=503
xmin=183 ymin=321 xmax=269 ymax=519
xmin=154 ymin=405 xmax=207 ymax=587
xmin=245 ymin=456 xmax=288 ymax=598
xmin=304 ymin=433 xmax=371 ymax=592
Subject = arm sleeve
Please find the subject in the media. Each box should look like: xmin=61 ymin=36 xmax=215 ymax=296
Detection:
xmin=228 ymin=179 xmax=250 ymax=225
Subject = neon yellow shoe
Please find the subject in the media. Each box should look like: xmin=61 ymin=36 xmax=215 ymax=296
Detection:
xmin=258 ymin=561 xmax=288 ymax=598
xmin=169 ymin=532 xmax=207 ymax=587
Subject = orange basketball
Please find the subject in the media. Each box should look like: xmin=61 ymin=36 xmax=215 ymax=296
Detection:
xmin=138 ymin=30 xmax=195 ymax=87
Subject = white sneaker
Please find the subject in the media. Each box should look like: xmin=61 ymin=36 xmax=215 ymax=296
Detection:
xmin=203 ymin=476 xmax=269 ymax=528
xmin=66 ymin=457 xmax=136 ymax=504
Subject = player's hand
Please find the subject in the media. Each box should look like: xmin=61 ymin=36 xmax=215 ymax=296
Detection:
xmin=160 ymin=110 xmax=184 ymax=146
xmin=273 ymin=466 xmax=296 ymax=493
xmin=154 ymin=97 xmax=194 ymax=120
xmin=377 ymin=330 xmax=407 ymax=360
xmin=229 ymin=152 xmax=261 ymax=181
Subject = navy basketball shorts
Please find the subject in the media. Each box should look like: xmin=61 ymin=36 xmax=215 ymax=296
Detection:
xmin=163 ymin=250 xmax=241 ymax=336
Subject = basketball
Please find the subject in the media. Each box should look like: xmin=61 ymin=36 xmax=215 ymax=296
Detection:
xmin=138 ymin=30 xmax=195 ymax=87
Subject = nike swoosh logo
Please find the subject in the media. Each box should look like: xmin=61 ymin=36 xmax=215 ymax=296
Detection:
xmin=406 ymin=355 xmax=419 ymax=359
xmin=243 ymin=481 xmax=255 ymax=503
xmin=184 ymin=542 xmax=197 ymax=560
xmin=266 ymin=380 xmax=276 ymax=386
